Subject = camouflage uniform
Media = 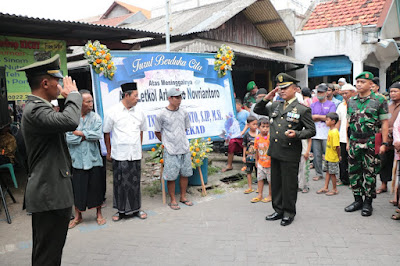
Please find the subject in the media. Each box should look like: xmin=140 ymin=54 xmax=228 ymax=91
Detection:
xmin=243 ymin=92 xmax=256 ymax=108
xmin=347 ymin=91 xmax=389 ymax=198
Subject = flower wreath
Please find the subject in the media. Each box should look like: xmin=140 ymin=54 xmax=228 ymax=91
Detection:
xmin=214 ymin=44 xmax=235 ymax=78
xmin=83 ymin=40 xmax=116 ymax=80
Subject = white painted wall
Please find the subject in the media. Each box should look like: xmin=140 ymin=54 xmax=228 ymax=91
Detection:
xmin=380 ymin=0 xmax=400 ymax=40
xmin=293 ymin=25 xmax=386 ymax=87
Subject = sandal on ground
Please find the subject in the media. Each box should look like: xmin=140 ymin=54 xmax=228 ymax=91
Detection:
xmin=395 ymin=209 xmax=400 ymax=214
xmin=179 ymin=200 xmax=193 ymax=206
xmin=134 ymin=210 xmax=147 ymax=219
xmin=168 ymin=203 xmax=180 ymax=210
xmin=222 ymin=167 xmax=233 ymax=172
xmin=96 ymin=217 xmax=106 ymax=226
xmin=251 ymin=197 xmax=262 ymax=203
xmin=376 ymin=188 xmax=388 ymax=194
xmin=325 ymin=190 xmax=339 ymax=196
xmin=336 ymin=181 xmax=343 ymax=186
xmin=261 ymin=197 xmax=271 ymax=203
xmin=112 ymin=212 xmax=125 ymax=222
xmin=316 ymin=188 xmax=329 ymax=194
xmin=391 ymin=213 xmax=400 ymax=220
xmin=244 ymin=188 xmax=255 ymax=194
xmin=389 ymin=199 xmax=398 ymax=206
xmin=313 ymin=176 xmax=322 ymax=181
xmin=302 ymin=187 xmax=310 ymax=193
xmin=68 ymin=219 xmax=82 ymax=229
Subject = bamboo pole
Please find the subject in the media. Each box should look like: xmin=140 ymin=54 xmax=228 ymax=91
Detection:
xmin=160 ymin=164 xmax=166 ymax=204
xmin=198 ymin=167 xmax=207 ymax=196
xmin=391 ymin=159 xmax=397 ymax=194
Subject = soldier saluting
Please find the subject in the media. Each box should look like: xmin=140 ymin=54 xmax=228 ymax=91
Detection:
xmin=345 ymin=71 xmax=389 ymax=216
xmin=254 ymin=73 xmax=315 ymax=226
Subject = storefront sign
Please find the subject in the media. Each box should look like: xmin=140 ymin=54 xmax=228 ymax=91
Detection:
xmin=91 ymin=51 xmax=235 ymax=147
xmin=0 ymin=36 xmax=67 ymax=100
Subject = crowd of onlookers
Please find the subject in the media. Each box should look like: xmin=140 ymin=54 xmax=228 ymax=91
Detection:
xmin=221 ymin=78 xmax=400 ymax=220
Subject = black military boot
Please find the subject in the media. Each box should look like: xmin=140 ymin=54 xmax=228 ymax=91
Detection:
xmin=344 ymin=195 xmax=363 ymax=212
xmin=361 ymin=197 xmax=373 ymax=216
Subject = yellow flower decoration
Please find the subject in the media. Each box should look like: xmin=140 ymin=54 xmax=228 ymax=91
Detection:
xmin=214 ymin=44 xmax=235 ymax=78
xmin=192 ymin=152 xmax=196 ymax=157
xmin=83 ymin=40 xmax=117 ymax=80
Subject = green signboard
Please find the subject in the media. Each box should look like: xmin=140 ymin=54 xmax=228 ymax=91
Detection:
xmin=0 ymin=36 xmax=67 ymax=101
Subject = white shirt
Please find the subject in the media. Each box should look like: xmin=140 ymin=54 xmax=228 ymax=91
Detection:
xmin=336 ymin=101 xmax=347 ymax=143
xmin=103 ymin=102 xmax=147 ymax=161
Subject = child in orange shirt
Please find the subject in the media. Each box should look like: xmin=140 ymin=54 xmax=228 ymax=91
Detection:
xmin=251 ymin=117 xmax=272 ymax=203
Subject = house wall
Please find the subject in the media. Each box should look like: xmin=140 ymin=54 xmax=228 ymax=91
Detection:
xmin=294 ymin=25 xmax=381 ymax=87
xmin=107 ymin=5 xmax=130 ymax=19
xmin=119 ymin=12 xmax=148 ymax=26
xmin=197 ymin=13 xmax=269 ymax=48
xmin=380 ymin=0 xmax=400 ymax=39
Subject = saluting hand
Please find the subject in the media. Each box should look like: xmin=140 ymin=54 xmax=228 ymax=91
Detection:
xmin=59 ymin=76 xmax=78 ymax=98
xmin=263 ymin=87 xmax=279 ymax=101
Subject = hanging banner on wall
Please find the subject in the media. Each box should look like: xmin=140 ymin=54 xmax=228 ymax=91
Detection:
xmin=0 ymin=36 xmax=67 ymax=101
xmin=91 ymin=51 xmax=236 ymax=148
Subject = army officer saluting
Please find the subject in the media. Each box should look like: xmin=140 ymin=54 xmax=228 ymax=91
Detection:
xmin=254 ymin=73 xmax=315 ymax=226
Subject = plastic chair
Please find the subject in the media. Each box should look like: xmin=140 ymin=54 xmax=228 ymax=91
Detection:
xmin=0 ymin=163 xmax=18 ymax=188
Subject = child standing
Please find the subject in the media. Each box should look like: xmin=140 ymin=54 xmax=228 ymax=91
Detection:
xmin=242 ymin=116 xmax=258 ymax=194
xmin=252 ymin=117 xmax=272 ymax=203
xmin=222 ymin=99 xmax=249 ymax=172
xmin=298 ymin=138 xmax=312 ymax=193
xmin=317 ymin=112 xmax=341 ymax=196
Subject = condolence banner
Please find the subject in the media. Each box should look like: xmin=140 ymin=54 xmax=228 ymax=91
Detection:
xmin=91 ymin=51 xmax=235 ymax=147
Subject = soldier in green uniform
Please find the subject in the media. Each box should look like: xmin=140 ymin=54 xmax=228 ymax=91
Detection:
xmin=243 ymin=81 xmax=258 ymax=108
xmin=254 ymin=73 xmax=315 ymax=226
xmin=345 ymin=71 xmax=389 ymax=217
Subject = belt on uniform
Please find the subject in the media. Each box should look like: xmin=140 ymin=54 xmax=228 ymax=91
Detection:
xmin=351 ymin=131 xmax=375 ymax=139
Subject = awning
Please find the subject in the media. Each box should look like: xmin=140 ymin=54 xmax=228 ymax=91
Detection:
xmin=308 ymin=55 xmax=352 ymax=78
xmin=0 ymin=12 xmax=160 ymax=48
xmin=139 ymin=39 xmax=307 ymax=66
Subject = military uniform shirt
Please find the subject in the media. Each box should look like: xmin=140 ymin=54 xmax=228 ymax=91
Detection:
xmin=347 ymin=91 xmax=389 ymax=141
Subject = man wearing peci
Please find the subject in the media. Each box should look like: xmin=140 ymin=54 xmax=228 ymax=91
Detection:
xmin=254 ymin=73 xmax=316 ymax=226
xmin=17 ymin=55 xmax=82 ymax=265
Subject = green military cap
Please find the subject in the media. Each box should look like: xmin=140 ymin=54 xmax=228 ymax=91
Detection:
xmin=16 ymin=54 xmax=63 ymax=78
xmin=246 ymin=81 xmax=256 ymax=91
xmin=276 ymin=73 xmax=299 ymax=89
xmin=355 ymin=71 xmax=374 ymax=80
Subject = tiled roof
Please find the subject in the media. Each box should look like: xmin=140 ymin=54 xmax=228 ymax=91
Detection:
xmin=101 ymin=1 xmax=151 ymax=19
xmin=302 ymin=0 xmax=387 ymax=31
xmin=92 ymin=13 xmax=132 ymax=26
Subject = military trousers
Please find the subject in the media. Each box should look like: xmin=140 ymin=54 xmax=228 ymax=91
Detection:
xmin=31 ymin=207 xmax=71 ymax=266
xmin=271 ymin=158 xmax=299 ymax=218
xmin=348 ymin=141 xmax=380 ymax=198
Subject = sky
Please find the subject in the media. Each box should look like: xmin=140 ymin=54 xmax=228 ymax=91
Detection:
xmin=0 ymin=0 xmax=164 ymax=21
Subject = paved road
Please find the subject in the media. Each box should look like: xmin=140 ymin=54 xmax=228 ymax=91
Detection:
xmin=1 ymin=166 xmax=400 ymax=265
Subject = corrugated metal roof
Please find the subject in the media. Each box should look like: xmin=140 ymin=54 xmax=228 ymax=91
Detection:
xmin=139 ymin=39 xmax=306 ymax=65
xmin=0 ymin=12 xmax=160 ymax=44
xmin=125 ymin=0 xmax=294 ymax=44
